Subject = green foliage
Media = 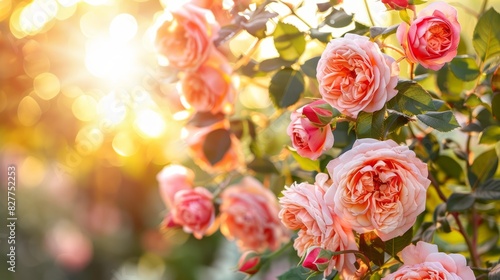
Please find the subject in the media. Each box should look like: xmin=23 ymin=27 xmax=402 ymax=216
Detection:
xmin=473 ymin=8 xmax=500 ymax=63
xmin=301 ymin=56 xmax=321 ymax=78
xmin=273 ymin=22 xmax=306 ymax=62
xmin=269 ymin=68 xmax=305 ymax=108
xmin=359 ymin=232 xmax=385 ymax=266
xmin=384 ymin=228 xmax=414 ymax=261
xmin=446 ymin=192 xmax=475 ymax=212
xmin=290 ymin=149 xmax=320 ymax=172
xmin=356 ymin=108 xmax=386 ymax=139
xmin=248 ymin=157 xmax=279 ymax=174
xmin=323 ymin=8 xmax=353 ymax=28
xmin=369 ymin=24 xmax=399 ymax=40
xmin=479 ymin=125 xmax=500 ymax=144
xmin=202 ymin=129 xmax=231 ymax=165
xmin=469 ymin=148 xmax=499 ymax=187
xmin=388 ymin=81 xmax=435 ymax=116
xmin=416 ymin=111 xmax=460 ymax=132
xmin=476 ymin=179 xmax=500 ymax=200
xmin=450 ymin=56 xmax=480 ymax=81
xmin=278 ymin=266 xmax=324 ymax=280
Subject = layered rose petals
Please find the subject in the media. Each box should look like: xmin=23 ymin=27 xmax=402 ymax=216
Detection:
xmin=171 ymin=187 xmax=215 ymax=239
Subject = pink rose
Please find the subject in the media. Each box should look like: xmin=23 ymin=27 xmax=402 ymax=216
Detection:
xmin=237 ymin=251 xmax=262 ymax=275
xmin=325 ymin=139 xmax=430 ymax=241
xmin=180 ymin=52 xmax=234 ymax=114
xmin=279 ymin=173 xmax=358 ymax=278
xmin=316 ymin=34 xmax=399 ymax=119
xmin=154 ymin=3 xmax=219 ymax=70
xmin=171 ymin=187 xmax=215 ymax=239
xmin=382 ymin=241 xmax=475 ymax=280
xmin=382 ymin=0 xmax=410 ymax=10
xmin=287 ymin=103 xmax=334 ymax=160
xmin=220 ymin=177 xmax=289 ymax=253
xmin=156 ymin=164 xmax=194 ymax=208
xmin=302 ymin=247 xmax=333 ymax=272
xmin=397 ymin=2 xmax=461 ymax=71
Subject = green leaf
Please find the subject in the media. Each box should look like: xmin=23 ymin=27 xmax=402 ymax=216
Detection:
xmin=399 ymin=9 xmax=411 ymax=24
xmin=242 ymin=11 xmax=278 ymax=38
xmin=369 ymin=24 xmax=399 ymax=39
xmin=435 ymin=155 xmax=463 ymax=180
xmin=384 ymin=228 xmax=413 ymax=261
xmin=470 ymin=148 xmax=499 ymax=186
xmin=269 ymin=68 xmax=304 ymax=108
xmin=278 ymin=266 xmax=323 ymax=280
xmin=473 ymin=8 xmax=500 ymax=63
xmin=446 ymin=192 xmax=476 ymax=212
xmin=437 ymin=65 xmax=465 ymax=102
xmin=359 ymin=232 xmax=385 ymax=266
xmin=492 ymin=93 xmax=500 ymax=119
xmin=413 ymin=222 xmax=436 ymax=243
xmin=259 ymin=57 xmax=293 ymax=72
xmin=290 ymin=149 xmax=320 ymax=171
xmin=413 ymin=133 xmax=440 ymax=161
xmin=323 ymin=8 xmax=353 ymax=28
xmin=202 ymin=129 xmax=231 ymax=165
xmin=300 ymin=56 xmax=321 ymax=78
xmin=248 ymin=157 xmax=279 ymax=174
xmin=356 ymin=107 xmax=386 ymax=139
xmin=416 ymin=111 xmax=460 ymax=132
xmin=479 ymin=125 xmax=500 ymax=144
xmin=450 ymin=56 xmax=480 ymax=81
xmin=310 ymin=28 xmax=332 ymax=43
xmin=273 ymin=22 xmax=306 ymax=62
xmin=384 ymin=113 xmax=409 ymax=135
xmin=475 ymin=179 xmax=500 ymax=200
xmin=387 ymin=81 xmax=435 ymax=116
xmin=347 ymin=21 xmax=370 ymax=36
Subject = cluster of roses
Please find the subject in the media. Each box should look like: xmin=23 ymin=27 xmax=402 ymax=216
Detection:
xmin=154 ymin=0 xmax=248 ymax=172
xmin=280 ymin=1 xmax=474 ymax=279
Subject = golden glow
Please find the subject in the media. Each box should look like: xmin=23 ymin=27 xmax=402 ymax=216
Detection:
xmin=97 ymin=92 xmax=127 ymax=126
xmin=19 ymin=0 xmax=59 ymax=34
xmin=34 ymin=72 xmax=60 ymax=100
xmin=0 ymin=0 xmax=12 ymax=22
xmin=19 ymin=156 xmax=46 ymax=188
xmin=18 ymin=96 xmax=42 ymax=126
xmin=57 ymin=0 xmax=80 ymax=7
xmin=134 ymin=109 xmax=166 ymax=138
xmin=72 ymin=95 xmax=97 ymax=122
xmin=112 ymin=131 xmax=137 ymax=157
xmin=109 ymin=13 xmax=137 ymax=42
xmin=76 ymin=126 xmax=104 ymax=152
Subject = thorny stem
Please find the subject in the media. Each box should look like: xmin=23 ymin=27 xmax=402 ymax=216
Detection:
xmin=363 ymin=0 xmax=376 ymax=26
xmin=409 ymin=62 xmax=415 ymax=80
xmin=452 ymin=212 xmax=480 ymax=267
xmin=428 ymin=172 xmax=447 ymax=203
xmin=480 ymin=0 xmax=489 ymax=16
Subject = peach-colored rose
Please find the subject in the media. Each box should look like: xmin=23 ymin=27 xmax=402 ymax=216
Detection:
xmin=316 ymin=34 xmax=399 ymax=119
xmin=171 ymin=187 xmax=215 ymax=239
xmin=156 ymin=164 xmax=194 ymax=208
xmin=397 ymin=2 xmax=461 ymax=71
xmin=279 ymin=173 xmax=358 ymax=278
xmin=189 ymin=0 xmax=233 ymax=25
xmin=180 ymin=52 xmax=234 ymax=114
xmin=382 ymin=0 xmax=410 ymax=10
xmin=220 ymin=177 xmax=289 ymax=253
xmin=185 ymin=119 xmax=244 ymax=173
xmin=382 ymin=241 xmax=475 ymax=280
xmin=287 ymin=104 xmax=334 ymax=160
xmin=154 ymin=3 xmax=219 ymax=70
xmin=325 ymin=139 xmax=430 ymax=241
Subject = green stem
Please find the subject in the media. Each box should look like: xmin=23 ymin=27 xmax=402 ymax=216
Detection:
xmin=480 ymin=0 xmax=489 ymax=16
xmin=428 ymin=172 xmax=447 ymax=203
xmin=363 ymin=0 xmax=376 ymax=26
xmin=452 ymin=213 xmax=480 ymax=267
xmin=265 ymin=240 xmax=293 ymax=259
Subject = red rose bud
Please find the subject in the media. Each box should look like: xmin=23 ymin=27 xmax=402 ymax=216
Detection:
xmin=161 ymin=214 xmax=179 ymax=229
xmin=381 ymin=0 xmax=410 ymax=10
xmin=302 ymin=247 xmax=333 ymax=272
xmin=237 ymin=251 xmax=261 ymax=275
xmin=302 ymin=100 xmax=336 ymax=127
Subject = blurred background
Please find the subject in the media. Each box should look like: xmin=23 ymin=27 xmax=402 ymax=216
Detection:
xmin=1 ymin=0 xmax=499 ymax=279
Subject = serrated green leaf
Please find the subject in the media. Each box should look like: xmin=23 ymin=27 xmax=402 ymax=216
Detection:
xmin=247 ymin=157 xmax=278 ymax=174
xmin=437 ymin=65 xmax=465 ymax=102
xmin=300 ymin=56 xmax=321 ymax=78
xmin=274 ymin=22 xmax=306 ymax=62
xmin=369 ymin=24 xmax=399 ymax=39
xmin=465 ymin=94 xmax=484 ymax=108
xmin=269 ymin=68 xmax=304 ymax=108
xmin=278 ymin=266 xmax=323 ymax=280
xmin=470 ymin=148 xmax=498 ymax=186
xmin=387 ymin=81 xmax=435 ymax=116
xmin=435 ymin=155 xmax=463 ymax=180
xmin=359 ymin=232 xmax=385 ymax=266
xmin=290 ymin=149 xmax=320 ymax=171
xmin=450 ymin=57 xmax=480 ymax=81
xmin=384 ymin=228 xmax=413 ymax=260
xmin=473 ymin=8 xmax=500 ymax=63
xmin=203 ymin=129 xmax=231 ymax=165
xmin=446 ymin=192 xmax=476 ymax=212
xmin=323 ymin=8 xmax=353 ymax=28
xmin=356 ymin=108 xmax=386 ymax=139
xmin=384 ymin=113 xmax=409 ymax=135
xmin=417 ymin=111 xmax=460 ymax=132
xmin=475 ymin=179 xmax=500 ymax=200
xmin=310 ymin=28 xmax=332 ymax=43
xmin=479 ymin=125 xmax=500 ymax=144
xmin=259 ymin=57 xmax=293 ymax=72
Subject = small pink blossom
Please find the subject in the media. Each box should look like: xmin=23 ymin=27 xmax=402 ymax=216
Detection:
xmin=156 ymin=164 xmax=194 ymax=208
xmin=171 ymin=187 xmax=215 ymax=239
xmin=382 ymin=0 xmax=410 ymax=10
xmin=237 ymin=251 xmax=262 ymax=275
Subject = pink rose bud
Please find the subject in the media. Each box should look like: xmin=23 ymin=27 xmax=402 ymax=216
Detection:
xmin=161 ymin=214 xmax=179 ymax=229
xmin=382 ymin=0 xmax=410 ymax=10
xmin=237 ymin=251 xmax=262 ymax=275
xmin=302 ymin=247 xmax=334 ymax=272
xmin=302 ymin=100 xmax=336 ymax=127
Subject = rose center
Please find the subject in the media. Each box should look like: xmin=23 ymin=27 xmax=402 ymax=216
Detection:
xmin=425 ymin=22 xmax=451 ymax=54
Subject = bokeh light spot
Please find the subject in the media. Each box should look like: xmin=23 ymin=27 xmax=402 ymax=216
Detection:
xmin=110 ymin=13 xmax=137 ymax=42
xmin=72 ymin=95 xmax=97 ymax=122
xmin=18 ymin=96 xmax=42 ymax=126
xmin=34 ymin=72 xmax=60 ymax=100
xmin=19 ymin=156 xmax=46 ymax=188
xmin=85 ymin=40 xmax=138 ymax=83
xmin=134 ymin=109 xmax=166 ymax=138
xmin=19 ymin=0 xmax=59 ymax=34
xmin=112 ymin=131 xmax=137 ymax=157
xmin=97 ymin=92 xmax=127 ymax=126
xmin=76 ymin=126 xmax=104 ymax=153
